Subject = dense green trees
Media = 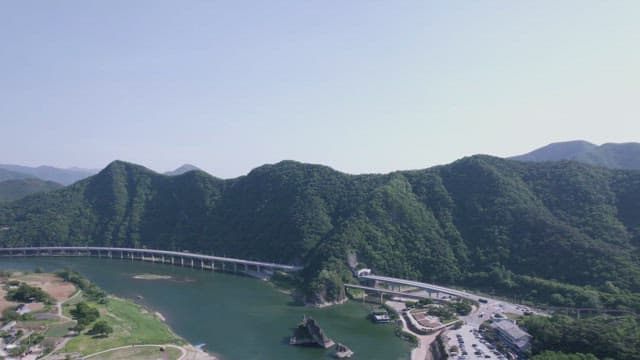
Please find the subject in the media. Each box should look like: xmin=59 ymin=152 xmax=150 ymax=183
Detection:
xmin=71 ymin=302 xmax=100 ymax=330
xmin=522 ymin=314 xmax=640 ymax=360
xmin=0 ymin=157 xmax=639 ymax=309
xmin=6 ymin=283 xmax=53 ymax=303
xmin=531 ymin=351 xmax=598 ymax=360
xmin=88 ymin=320 xmax=113 ymax=336
xmin=0 ymin=178 xmax=62 ymax=202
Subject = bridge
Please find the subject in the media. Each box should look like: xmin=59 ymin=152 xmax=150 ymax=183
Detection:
xmin=345 ymin=283 xmax=426 ymax=300
xmin=0 ymin=247 xmax=303 ymax=273
xmin=359 ymin=274 xmax=479 ymax=301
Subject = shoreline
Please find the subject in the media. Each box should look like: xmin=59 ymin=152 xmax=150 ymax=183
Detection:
xmin=0 ymin=269 xmax=218 ymax=360
xmin=1 ymin=264 xmax=409 ymax=360
xmin=385 ymin=300 xmax=438 ymax=360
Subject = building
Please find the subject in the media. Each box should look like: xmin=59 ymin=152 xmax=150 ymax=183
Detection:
xmin=491 ymin=319 xmax=532 ymax=354
xmin=370 ymin=311 xmax=391 ymax=323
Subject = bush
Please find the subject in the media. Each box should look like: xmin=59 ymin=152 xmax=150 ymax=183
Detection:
xmin=394 ymin=325 xmax=418 ymax=347
xmin=88 ymin=320 xmax=113 ymax=336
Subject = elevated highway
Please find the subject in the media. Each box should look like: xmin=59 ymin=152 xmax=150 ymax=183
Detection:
xmin=359 ymin=274 xmax=479 ymax=301
xmin=344 ymin=283 xmax=426 ymax=300
xmin=0 ymin=246 xmax=303 ymax=273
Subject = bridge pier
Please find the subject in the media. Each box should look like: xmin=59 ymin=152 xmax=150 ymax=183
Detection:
xmin=0 ymin=247 xmax=302 ymax=275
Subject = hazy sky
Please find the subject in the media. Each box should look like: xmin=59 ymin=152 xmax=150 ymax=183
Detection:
xmin=2 ymin=1 xmax=639 ymax=177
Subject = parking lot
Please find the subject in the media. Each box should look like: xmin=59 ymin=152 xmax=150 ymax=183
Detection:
xmin=444 ymin=324 xmax=506 ymax=360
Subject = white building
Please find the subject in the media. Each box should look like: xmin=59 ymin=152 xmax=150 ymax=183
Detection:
xmin=491 ymin=319 xmax=532 ymax=354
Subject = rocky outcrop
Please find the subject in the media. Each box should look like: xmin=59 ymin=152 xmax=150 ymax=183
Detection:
xmin=333 ymin=343 xmax=354 ymax=358
xmin=289 ymin=316 xmax=335 ymax=348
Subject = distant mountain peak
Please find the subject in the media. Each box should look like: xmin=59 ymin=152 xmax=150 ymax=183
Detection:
xmin=0 ymin=164 xmax=97 ymax=185
xmin=165 ymin=164 xmax=201 ymax=176
xmin=511 ymin=140 xmax=640 ymax=169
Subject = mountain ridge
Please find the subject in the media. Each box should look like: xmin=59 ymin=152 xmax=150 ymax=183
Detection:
xmin=0 ymin=178 xmax=63 ymax=202
xmin=511 ymin=140 xmax=640 ymax=169
xmin=1 ymin=157 xmax=639 ymax=310
xmin=0 ymin=164 xmax=97 ymax=185
xmin=164 ymin=164 xmax=202 ymax=176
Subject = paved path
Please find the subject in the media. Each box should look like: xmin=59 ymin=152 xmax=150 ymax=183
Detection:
xmin=386 ymin=300 xmax=438 ymax=360
xmin=83 ymin=344 xmax=187 ymax=360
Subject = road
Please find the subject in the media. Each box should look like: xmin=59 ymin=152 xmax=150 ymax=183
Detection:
xmin=362 ymin=274 xmax=537 ymax=360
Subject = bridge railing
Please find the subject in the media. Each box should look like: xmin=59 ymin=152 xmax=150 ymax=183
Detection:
xmin=0 ymin=246 xmax=303 ymax=272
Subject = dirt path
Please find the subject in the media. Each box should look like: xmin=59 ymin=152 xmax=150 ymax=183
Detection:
xmin=41 ymin=290 xmax=84 ymax=359
xmin=57 ymin=289 xmax=82 ymax=321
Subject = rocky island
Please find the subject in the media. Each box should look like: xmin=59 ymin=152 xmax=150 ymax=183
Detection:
xmin=333 ymin=343 xmax=354 ymax=358
xmin=289 ymin=315 xmax=335 ymax=348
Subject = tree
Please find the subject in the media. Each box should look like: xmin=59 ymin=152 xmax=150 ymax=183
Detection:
xmin=70 ymin=302 xmax=99 ymax=329
xmin=89 ymin=320 xmax=113 ymax=336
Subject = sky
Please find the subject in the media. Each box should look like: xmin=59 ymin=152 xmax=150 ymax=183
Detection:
xmin=1 ymin=1 xmax=639 ymax=178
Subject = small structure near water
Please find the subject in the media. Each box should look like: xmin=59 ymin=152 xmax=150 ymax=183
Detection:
xmin=333 ymin=343 xmax=354 ymax=358
xmin=289 ymin=315 xmax=335 ymax=348
xmin=370 ymin=310 xmax=391 ymax=323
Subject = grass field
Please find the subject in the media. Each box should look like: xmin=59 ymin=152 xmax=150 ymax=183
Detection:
xmin=46 ymin=321 xmax=74 ymax=337
xmin=88 ymin=346 xmax=182 ymax=360
xmin=64 ymin=297 xmax=184 ymax=355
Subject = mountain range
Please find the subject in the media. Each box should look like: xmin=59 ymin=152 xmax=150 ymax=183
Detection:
xmin=164 ymin=164 xmax=202 ymax=176
xmin=0 ymin=164 xmax=98 ymax=185
xmin=1 ymin=156 xmax=639 ymax=310
xmin=0 ymin=179 xmax=63 ymax=202
xmin=0 ymin=163 xmax=202 ymax=202
xmin=511 ymin=140 xmax=640 ymax=169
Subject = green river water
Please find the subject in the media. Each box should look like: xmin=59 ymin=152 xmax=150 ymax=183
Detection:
xmin=0 ymin=257 xmax=411 ymax=360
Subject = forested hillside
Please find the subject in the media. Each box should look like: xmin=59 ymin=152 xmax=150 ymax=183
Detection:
xmin=1 ymin=157 xmax=639 ymax=308
xmin=0 ymin=178 xmax=63 ymax=202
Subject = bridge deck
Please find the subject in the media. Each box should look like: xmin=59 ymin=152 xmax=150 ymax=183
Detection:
xmin=0 ymin=246 xmax=302 ymax=272
xmin=360 ymin=274 xmax=477 ymax=300
xmin=344 ymin=283 xmax=425 ymax=299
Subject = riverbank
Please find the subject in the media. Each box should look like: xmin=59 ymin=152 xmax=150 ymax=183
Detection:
xmin=0 ymin=270 xmax=216 ymax=360
xmin=386 ymin=300 xmax=439 ymax=360
xmin=1 ymin=257 xmax=411 ymax=360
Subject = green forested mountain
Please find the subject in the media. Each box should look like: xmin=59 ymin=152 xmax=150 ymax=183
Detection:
xmin=0 ymin=157 xmax=639 ymax=309
xmin=512 ymin=140 xmax=640 ymax=169
xmin=0 ymin=178 xmax=63 ymax=202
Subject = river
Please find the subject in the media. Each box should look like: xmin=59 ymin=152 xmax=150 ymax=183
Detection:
xmin=0 ymin=257 xmax=411 ymax=360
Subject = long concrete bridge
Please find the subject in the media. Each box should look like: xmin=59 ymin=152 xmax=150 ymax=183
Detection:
xmin=0 ymin=247 xmax=303 ymax=273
